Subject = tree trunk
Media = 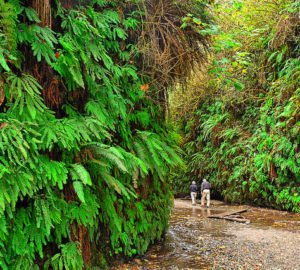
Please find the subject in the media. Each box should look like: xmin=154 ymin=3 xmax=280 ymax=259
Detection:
xmin=32 ymin=0 xmax=52 ymax=28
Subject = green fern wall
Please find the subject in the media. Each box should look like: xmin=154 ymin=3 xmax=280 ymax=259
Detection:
xmin=170 ymin=0 xmax=299 ymax=213
xmin=0 ymin=0 xmax=184 ymax=268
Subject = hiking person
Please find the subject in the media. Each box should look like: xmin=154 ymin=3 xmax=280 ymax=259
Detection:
xmin=190 ymin=181 xmax=198 ymax=206
xmin=201 ymin=178 xmax=211 ymax=207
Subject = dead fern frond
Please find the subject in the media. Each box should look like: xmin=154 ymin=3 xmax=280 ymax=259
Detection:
xmin=125 ymin=0 xmax=213 ymax=109
xmin=271 ymin=13 xmax=299 ymax=50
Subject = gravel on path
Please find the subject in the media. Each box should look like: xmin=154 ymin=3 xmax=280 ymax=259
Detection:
xmin=112 ymin=199 xmax=300 ymax=270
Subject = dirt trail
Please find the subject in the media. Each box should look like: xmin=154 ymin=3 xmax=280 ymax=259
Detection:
xmin=114 ymin=199 xmax=300 ymax=270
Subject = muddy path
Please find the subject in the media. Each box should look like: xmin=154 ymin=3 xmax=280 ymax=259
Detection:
xmin=114 ymin=199 xmax=300 ymax=270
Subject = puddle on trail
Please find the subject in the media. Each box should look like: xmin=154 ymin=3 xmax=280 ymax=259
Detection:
xmin=113 ymin=200 xmax=300 ymax=270
xmin=139 ymin=207 xmax=229 ymax=269
xmin=118 ymin=205 xmax=238 ymax=269
xmin=243 ymin=207 xmax=300 ymax=231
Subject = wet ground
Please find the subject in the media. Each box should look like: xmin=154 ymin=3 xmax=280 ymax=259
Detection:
xmin=114 ymin=199 xmax=300 ymax=270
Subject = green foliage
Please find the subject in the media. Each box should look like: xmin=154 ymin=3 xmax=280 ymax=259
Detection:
xmin=0 ymin=0 xmax=17 ymax=70
xmin=170 ymin=0 xmax=299 ymax=212
xmin=45 ymin=243 xmax=84 ymax=270
xmin=0 ymin=0 xmax=185 ymax=268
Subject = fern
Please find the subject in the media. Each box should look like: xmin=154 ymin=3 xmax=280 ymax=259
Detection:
xmin=0 ymin=0 xmax=186 ymax=268
xmin=70 ymin=163 xmax=92 ymax=186
xmin=0 ymin=0 xmax=17 ymax=62
xmin=45 ymin=243 xmax=84 ymax=270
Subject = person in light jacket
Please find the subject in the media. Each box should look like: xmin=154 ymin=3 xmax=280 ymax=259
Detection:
xmin=201 ymin=178 xmax=211 ymax=207
xmin=190 ymin=181 xmax=198 ymax=206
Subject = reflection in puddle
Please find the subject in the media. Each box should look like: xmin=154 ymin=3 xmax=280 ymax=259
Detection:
xmin=140 ymin=206 xmax=231 ymax=269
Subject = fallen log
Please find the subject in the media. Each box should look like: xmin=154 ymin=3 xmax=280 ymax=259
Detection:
xmin=180 ymin=196 xmax=192 ymax=200
xmin=208 ymin=207 xmax=251 ymax=224
xmin=223 ymin=215 xmax=251 ymax=224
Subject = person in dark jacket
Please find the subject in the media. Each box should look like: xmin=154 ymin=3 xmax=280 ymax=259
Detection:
xmin=201 ymin=179 xmax=211 ymax=207
xmin=190 ymin=181 xmax=198 ymax=206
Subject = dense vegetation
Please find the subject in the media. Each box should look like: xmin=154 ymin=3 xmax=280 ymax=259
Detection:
xmin=0 ymin=0 xmax=211 ymax=268
xmin=1 ymin=0 xmax=298 ymax=268
xmin=170 ymin=0 xmax=300 ymax=212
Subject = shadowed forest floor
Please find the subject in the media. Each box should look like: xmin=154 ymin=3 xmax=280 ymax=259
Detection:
xmin=113 ymin=199 xmax=300 ymax=270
